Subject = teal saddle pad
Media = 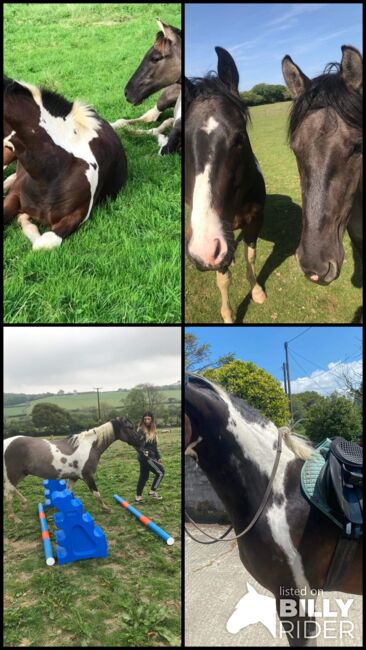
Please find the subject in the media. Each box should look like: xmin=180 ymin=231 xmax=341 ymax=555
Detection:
xmin=301 ymin=438 xmax=342 ymax=529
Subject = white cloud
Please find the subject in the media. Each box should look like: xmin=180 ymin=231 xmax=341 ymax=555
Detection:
xmin=287 ymin=359 xmax=362 ymax=396
xmin=4 ymin=327 xmax=181 ymax=393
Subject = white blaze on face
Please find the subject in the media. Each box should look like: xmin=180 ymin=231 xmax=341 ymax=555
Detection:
xmin=188 ymin=162 xmax=228 ymax=267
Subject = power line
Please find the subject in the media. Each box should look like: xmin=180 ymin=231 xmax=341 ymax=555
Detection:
xmin=286 ymin=327 xmax=312 ymax=344
xmin=288 ymin=347 xmax=362 ymax=382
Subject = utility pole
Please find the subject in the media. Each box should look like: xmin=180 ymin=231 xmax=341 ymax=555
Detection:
xmin=284 ymin=342 xmax=294 ymax=425
xmin=282 ymin=362 xmax=288 ymax=396
xmin=94 ymin=387 xmax=103 ymax=422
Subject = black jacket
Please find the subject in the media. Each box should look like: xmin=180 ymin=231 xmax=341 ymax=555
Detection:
xmin=137 ymin=430 xmax=161 ymax=461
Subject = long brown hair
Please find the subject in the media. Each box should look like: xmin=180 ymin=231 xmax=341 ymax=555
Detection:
xmin=139 ymin=411 xmax=158 ymax=442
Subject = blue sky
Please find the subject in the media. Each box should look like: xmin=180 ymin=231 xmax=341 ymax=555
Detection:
xmin=185 ymin=3 xmax=363 ymax=89
xmin=186 ymin=327 xmax=363 ymax=395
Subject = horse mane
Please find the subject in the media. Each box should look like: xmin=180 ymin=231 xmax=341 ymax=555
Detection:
xmin=68 ymin=422 xmax=114 ymax=449
xmin=187 ymin=73 xmax=251 ymax=124
xmin=4 ymin=76 xmax=101 ymax=134
xmin=188 ymin=373 xmax=313 ymax=460
xmin=288 ymin=62 xmax=363 ymax=139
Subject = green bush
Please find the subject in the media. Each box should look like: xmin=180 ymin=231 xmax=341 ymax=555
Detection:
xmin=203 ymin=360 xmax=289 ymax=427
xmin=304 ymin=393 xmax=362 ymax=444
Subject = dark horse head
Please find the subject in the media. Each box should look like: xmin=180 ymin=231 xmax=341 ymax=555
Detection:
xmin=282 ymin=46 xmax=362 ymax=284
xmin=111 ymin=416 xmax=145 ymax=449
xmin=185 ymin=47 xmax=265 ymax=271
xmin=124 ymin=20 xmax=181 ymax=106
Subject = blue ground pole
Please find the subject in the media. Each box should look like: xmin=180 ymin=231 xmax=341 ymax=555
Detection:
xmin=113 ymin=494 xmax=174 ymax=545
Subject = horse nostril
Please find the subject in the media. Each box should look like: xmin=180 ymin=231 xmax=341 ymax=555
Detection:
xmin=213 ymin=239 xmax=221 ymax=260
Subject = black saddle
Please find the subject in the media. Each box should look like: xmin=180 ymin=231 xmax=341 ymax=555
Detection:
xmin=318 ymin=437 xmax=363 ymax=536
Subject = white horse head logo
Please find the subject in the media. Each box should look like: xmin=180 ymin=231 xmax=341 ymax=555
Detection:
xmin=226 ymin=582 xmax=277 ymax=638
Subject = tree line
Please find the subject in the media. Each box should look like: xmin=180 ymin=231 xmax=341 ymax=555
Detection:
xmin=3 ymin=384 xmax=181 ymax=438
xmin=240 ymin=83 xmax=291 ymax=106
xmin=185 ymin=334 xmax=362 ymax=444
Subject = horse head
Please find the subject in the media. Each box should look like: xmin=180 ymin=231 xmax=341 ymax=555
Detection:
xmin=112 ymin=416 xmax=145 ymax=449
xmin=124 ymin=20 xmax=181 ymax=106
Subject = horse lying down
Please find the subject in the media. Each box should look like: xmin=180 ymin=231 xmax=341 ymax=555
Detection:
xmin=3 ymin=418 xmax=144 ymax=522
xmin=3 ymin=77 xmax=127 ymax=249
xmin=111 ymin=19 xmax=181 ymax=155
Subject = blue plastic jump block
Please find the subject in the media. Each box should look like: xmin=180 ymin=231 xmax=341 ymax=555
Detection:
xmin=52 ymin=490 xmax=108 ymax=565
xmin=43 ymin=479 xmax=68 ymax=508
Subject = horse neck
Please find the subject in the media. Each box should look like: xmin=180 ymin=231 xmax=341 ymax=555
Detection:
xmin=80 ymin=422 xmax=116 ymax=456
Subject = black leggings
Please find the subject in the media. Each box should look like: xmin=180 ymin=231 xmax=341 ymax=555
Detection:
xmin=136 ymin=456 xmax=165 ymax=496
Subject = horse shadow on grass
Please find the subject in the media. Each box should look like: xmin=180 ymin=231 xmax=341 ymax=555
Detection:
xmin=235 ymin=193 xmax=302 ymax=323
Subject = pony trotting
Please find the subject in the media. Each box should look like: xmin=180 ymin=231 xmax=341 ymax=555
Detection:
xmin=3 ymin=77 xmax=127 ymax=249
xmin=185 ymin=47 xmax=266 ymax=323
xmin=111 ymin=20 xmax=181 ymax=154
xmin=4 ymin=418 xmax=144 ymax=521
xmin=282 ymin=45 xmax=362 ymax=288
xmin=185 ymin=373 xmax=362 ymax=646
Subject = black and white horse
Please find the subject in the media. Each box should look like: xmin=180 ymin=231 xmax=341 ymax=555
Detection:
xmin=4 ymin=77 xmax=127 ymax=249
xmin=185 ymin=48 xmax=266 ymax=323
xmin=185 ymin=374 xmax=362 ymax=646
xmin=111 ymin=20 xmax=181 ymax=155
xmin=4 ymin=418 xmax=144 ymax=521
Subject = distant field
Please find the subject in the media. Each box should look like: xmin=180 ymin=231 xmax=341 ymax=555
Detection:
xmin=185 ymin=101 xmax=362 ymax=324
xmin=4 ymin=388 xmax=181 ymax=419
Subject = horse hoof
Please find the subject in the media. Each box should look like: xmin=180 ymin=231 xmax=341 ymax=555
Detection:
xmin=252 ymin=286 xmax=266 ymax=304
xmin=102 ymin=506 xmax=112 ymax=513
xmin=20 ymin=502 xmax=28 ymax=511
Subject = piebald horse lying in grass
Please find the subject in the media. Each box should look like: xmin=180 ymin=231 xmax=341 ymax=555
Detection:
xmin=4 ymin=417 xmax=144 ymax=522
xmin=111 ymin=19 xmax=181 ymax=155
xmin=4 ymin=77 xmax=127 ymax=249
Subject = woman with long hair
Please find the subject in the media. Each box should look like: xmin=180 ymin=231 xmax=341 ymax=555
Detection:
xmin=135 ymin=411 xmax=165 ymax=502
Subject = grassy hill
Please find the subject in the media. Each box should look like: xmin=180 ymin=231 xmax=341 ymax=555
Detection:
xmin=4 ymin=387 xmax=181 ymax=419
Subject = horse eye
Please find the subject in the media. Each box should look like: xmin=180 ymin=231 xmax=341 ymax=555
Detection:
xmin=151 ymin=54 xmax=163 ymax=63
xmin=352 ymin=142 xmax=362 ymax=155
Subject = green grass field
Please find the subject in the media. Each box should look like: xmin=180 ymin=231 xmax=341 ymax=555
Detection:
xmin=4 ymin=430 xmax=181 ymax=646
xmin=4 ymin=3 xmax=181 ymax=324
xmin=4 ymin=387 xmax=181 ymax=418
xmin=185 ymin=101 xmax=362 ymax=324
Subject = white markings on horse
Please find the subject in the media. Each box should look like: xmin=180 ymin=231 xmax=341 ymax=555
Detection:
xmin=266 ymin=501 xmax=311 ymax=592
xmin=32 ymin=231 xmax=63 ymax=250
xmin=188 ymin=163 xmax=227 ymax=265
xmin=254 ymin=156 xmax=264 ymax=178
xmin=210 ymin=382 xmax=311 ymax=591
xmin=19 ymin=81 xmax=100 ymax=225
xmin=201 ymin=116 xmax=219 ymax=134
xmin=3 ymin=130 xmax=16 ymax=151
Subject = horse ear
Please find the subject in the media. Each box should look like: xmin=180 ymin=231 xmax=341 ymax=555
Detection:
xmin=341 ymin=45 xmax=362 ymax=93
xmin=156 ymin=19 xmax=179 ymax=44
xmin=282 ymin=55 xmax=310 ymax=98
xmin=185 ymin=77 xmax=195 ymax=108
xmin=215 ymin=46 xmax=239 ymax=94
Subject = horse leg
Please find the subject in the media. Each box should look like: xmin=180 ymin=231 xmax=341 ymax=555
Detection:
xmin=17 ymin=213 xmax=42 ymax=245
xmin=127 ymin=117 xmax=175 ymax=136
xmin=244 ymin=241 xmax=266 ymax=304
xmin=5 ymin=486 xmax=27 ymax=523
xmin=3 ymin=191 xmax=20 ymax=224
xmin=159 ymin=121 xmax=181 ymax=155
xmin=4 ymin=172 xmax=17 ymax=194
xmin=84 ymin=475 xmax=112 ymax=513
xmin=32 ymin=206 xmax=87 ymax=250
xmin=111 ymin=105 xmax=161 ymax=130
xmin=216 ymin=269 xmax=233 ymax=323
xmin=67 ymin=478 xmax=78 ymax=494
